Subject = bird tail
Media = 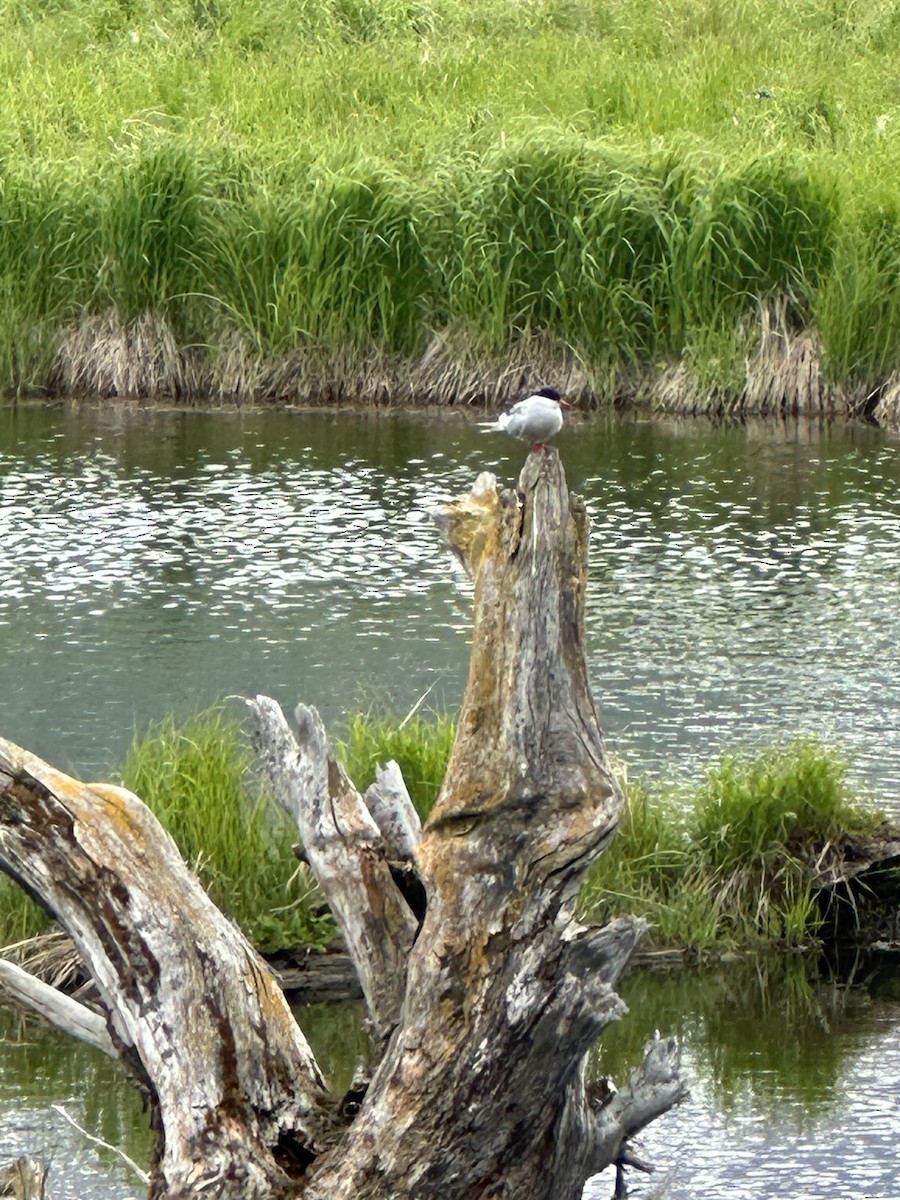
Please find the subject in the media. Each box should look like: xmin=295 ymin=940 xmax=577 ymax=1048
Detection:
xmin=479 ymin=416 xmax=506 ymax=433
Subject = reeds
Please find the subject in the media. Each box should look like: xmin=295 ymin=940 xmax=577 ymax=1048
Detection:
xmin=4 ymin=0 xmax=900 ymax=411
xmin=0 ymin=139 xmax=851 ymax=409
xmin=120 ymin=709 xmax=336 ymax=951
xmin=0 ymin=711 xmax=886 ymax=955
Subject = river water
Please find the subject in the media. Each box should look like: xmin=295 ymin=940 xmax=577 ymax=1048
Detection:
xmin=1 ymin=402 xmax=899 ymax=1195
xmin=1 ymin=404 xmax=899 ymax=808
xmin=1 ymin=955 xmax=898 ymax=1199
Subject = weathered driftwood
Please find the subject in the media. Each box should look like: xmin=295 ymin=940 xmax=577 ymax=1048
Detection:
xmin=362 ymin=760 xmax=421 ymax=864
xmin=0 ymin=760 xmax=328 ymax=1200
xmin=0 ymin=449 xmax=685 ymax=1199
xmin=0 ymin=959 xmax=114 ymax=1058
xmin=0 ymin=1157 xmax=47 ymax=1200
xmin=253 ymin=449 xmax=686 ymax=1199
xmin=267 ymin=948 xmax=364 ymax=1001
xmin=249 ymin=698 xmax=419 ymax=1043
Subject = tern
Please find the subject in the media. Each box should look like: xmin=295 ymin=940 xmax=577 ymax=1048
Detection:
xmin=481 ymin=387 xmax=570 ymax=452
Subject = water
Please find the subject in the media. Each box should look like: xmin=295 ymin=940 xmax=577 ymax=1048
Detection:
xmin=1 ymin=404 xmax=899 ymax=814
xmin=0 ymin=1007 xmax=150 ymax=1200
xmin=2 ymin=402 xmax=900 ymax=1196
xmin=587 ymin=953 xmax=900 ymax=1199
xmin=2 ymin=956 xmax=898 ymax=1198
xmin=0 ymin=999 xmax=367 ymax=1199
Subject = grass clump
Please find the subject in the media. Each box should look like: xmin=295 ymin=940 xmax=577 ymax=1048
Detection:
xmin=121 ymin=709 xmax=335 ymax=951
xmin=0 ymin=714 xmax=882 ymax=957
xmin=580 ymin=774 xmax=722 ymax=948
xmin=335 ymin=710 xmax=456 ymax=818
xmin=583 ymin=738 xmax=883 ymax=950
xmin=692 ymin=737 xmax=875 ymax=869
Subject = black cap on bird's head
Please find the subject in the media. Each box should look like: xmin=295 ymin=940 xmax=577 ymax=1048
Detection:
xmin=532 ymin=385 xmax=570 ymax=410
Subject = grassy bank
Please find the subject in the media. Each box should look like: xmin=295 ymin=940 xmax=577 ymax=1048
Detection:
xmin=2 ymin=0 xmax=900 ymax=415
xmin=339 ymin=714 xmax=887 ymax=950
xmin=0 ymin=710 xmax=336 ymax=952
xmin=0 ymin=709 xmax=886 ymax=955
xmin=581 ymin=741 xmax=884 ymax=948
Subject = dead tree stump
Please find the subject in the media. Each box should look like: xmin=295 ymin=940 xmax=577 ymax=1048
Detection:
xmin=0 ymin=449 xmax=685 ymax=1200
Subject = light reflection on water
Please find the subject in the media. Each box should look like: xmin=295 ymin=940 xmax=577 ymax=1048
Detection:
xmin=586 ymin=956 xmax=900 ymax=1199
xmin=2 ymin=959 xmax=899 ymax=1199
xmin=1 ymin=405 xmax=899 ymax=815
xmin=591 ymin=1029 xmax=900 ymax=1200
xmin=0 ymin=1009 xmax=150 ymax=1200
xmin=2 ymin=405 xmax=900 ymax=1195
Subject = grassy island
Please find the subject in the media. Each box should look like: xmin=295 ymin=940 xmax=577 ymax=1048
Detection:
xmin=0 ymin=708 xmax=890 ymax=956
xmin=2 ymin=0 xmax=900 ymax=416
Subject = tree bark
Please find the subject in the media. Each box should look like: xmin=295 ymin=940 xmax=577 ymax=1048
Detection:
xmin=284 ymin=450 xmax=682 ymax=1200
xmin=0 ymin=759 xmax=329 ymax=1200
xmin=0 ymin=1157 xmax=47 ymax=1200
xmin=248 ymin=698 xmax=419 ymax=1043
xmin=0 ymin=449 xmax=685 ymax=1199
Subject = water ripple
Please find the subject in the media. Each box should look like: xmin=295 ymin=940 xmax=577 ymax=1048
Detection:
xmin=1 ymin=410 xmax=899 ymax=812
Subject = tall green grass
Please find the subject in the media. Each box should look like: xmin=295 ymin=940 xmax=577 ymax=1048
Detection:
xmin=814 ymin=203 xmax=900 ymax=383
xmin=205 ymin=162 xmax=433 ymax=356
xmin=120 ymin=709 xmax=335 ymax=950
xmin=1 ymin=0 xmax=900 ymax=399
xmin=0 ymin=709 xmax=338 ymax=950
xmin=336 ymin=710 xmax=455 ymax=818
xmin=0 ymin=711 xmax=885 ymax=955
xmin=0 ymin=142 xmax=841 ymax=396
xmin=582 ymin=739 xmax=883 ymax=949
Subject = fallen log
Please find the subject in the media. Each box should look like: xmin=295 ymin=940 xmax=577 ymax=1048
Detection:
xmin=0 ymin=958 xmax=114 ymax=1058
xmin=267 ymin=947 xmax=364 ymax=1002
xmin=0 ymin=448 xmax=685 ymax=1199
xmin=0 ymin=764 xmax=329 ymax=1199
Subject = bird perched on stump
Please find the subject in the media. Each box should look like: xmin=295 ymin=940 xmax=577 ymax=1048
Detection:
xmin=481 ymin=387 xmax=570 ymax=452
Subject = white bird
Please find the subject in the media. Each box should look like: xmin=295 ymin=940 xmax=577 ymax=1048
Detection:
xmin=481 ymin=387 xmax=570 ymax=452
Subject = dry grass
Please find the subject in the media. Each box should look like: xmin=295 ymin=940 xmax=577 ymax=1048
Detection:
xmin=52 ymin=316 xmax=602 ymax=408
xmin=48 ymin=299 xmax=860 ymax=417
xmin=52 ymin=311 xmax=204 ymax=401
xmin=741 ymin=298 xmax=845 ymax=418
xmin=648 ymin=298 xmax=849 ymax=418
xmin=873 ymin=371 xmax=900 ymax=428
xmin=0 ymin=931 xmax=98 ymax=1010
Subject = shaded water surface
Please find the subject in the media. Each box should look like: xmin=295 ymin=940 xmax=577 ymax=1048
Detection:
xmin=588 ymin=954 xmax=900 ymax=1199
xmin=1 ymin=958 xmax=898 ymax=1198
xmin=1 ymin=404 xmax=899 ymax=812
